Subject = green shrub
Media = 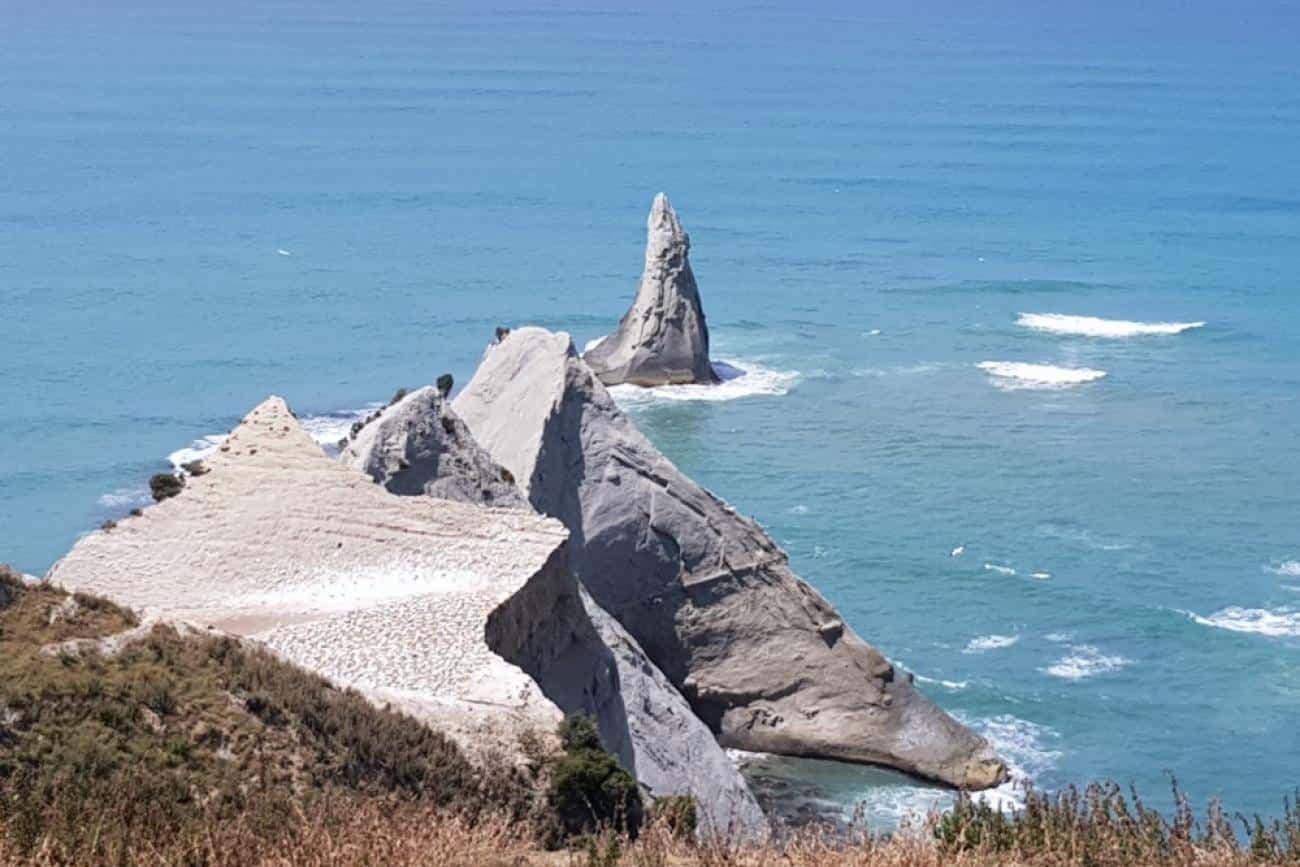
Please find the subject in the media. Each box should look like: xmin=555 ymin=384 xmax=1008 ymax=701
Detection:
xmin=548 ymin=715 xmax=642 ymax=841
xmin=149 ymin=473 xmax=184 ymax=502
xmin=559 ymin=714 xmax=602 ymax=753
xmin=436 ymin=374 xmax=454 ymax=398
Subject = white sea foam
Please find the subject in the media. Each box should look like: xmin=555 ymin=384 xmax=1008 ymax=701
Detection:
xmin=977 ymin=361 xmax=1107 ymax=390
xmin=606 ymin=359 xmax=798 ymax=405
xmin=962 ymin=714 xmax=1064 ymax=812
xmin=97 ymin=486 xmax=151 ymax=509
xmin=1044 ymin=632 xmax=1073 ymax=643
xmin=963 ymin=634 xmax=1019 ymax=654
xmin=1017 ymin=312 xmax=1205 ymax=338
xmin=788 ymin=504 xmax=809 ymax=515
xmin=1283 ymin=585 xmax=1300 ymax=594
xmin=1043 ymin=645 xmax=1132 ymax=680
xmin=914 ymin=673 xmax=970 ymax=691
xmin=1031 ymin=572 xmax=1052 ymax=580
xmin=168 ymin=435 xmax=229 ymax=470
xmin=984 ymin=563 xmax=1016 ymax=576
xmin=582 ymin=336 xmax=606 ymax=353
xmin=1184 ymin=607 xmax=1300 ymax=638
xmin=724 ymin=748 xmax=770 ymax=765
xmin=1268 ymin=561 xmax=1300 ymax=577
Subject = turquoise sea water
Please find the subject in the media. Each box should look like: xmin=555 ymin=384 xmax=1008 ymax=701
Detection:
xmin=4 ymin=0 xmax=1299 ymax=825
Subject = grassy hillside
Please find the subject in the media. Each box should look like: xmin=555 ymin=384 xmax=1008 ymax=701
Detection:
xmin=0 ymin=565 xmax=537 ymax=864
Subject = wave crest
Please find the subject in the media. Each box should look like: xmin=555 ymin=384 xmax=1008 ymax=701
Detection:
xmin=1184 ymin=607 xmax=1300 ymax=638
xmin=963 ymin=634 xmax=1019 ymax=654
xmin=1043 ymin=645 xmax=1132 ymax=680
xmin=978 ymin=361 xmax=1107 ymax=390
xmin=1018 ymin=312 xmax=1205 ymax=338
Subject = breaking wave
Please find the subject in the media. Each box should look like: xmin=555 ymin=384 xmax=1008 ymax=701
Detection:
xmin=1017 ymin=312 xmax=1205 ymax=338
xmin=607 ymin=359 xmax=798 ymax=405
xmin=97 ymin=486 xmax=151 ymax=509
xmin=977 ymin=361 xmax=1107 ymax=390
xmin=984 ymin=563 xmax=1017 ymax=576
xmin=963 ymin=634 xmax=1019 ymax=654
xmin=1043 ymin=645 xmax=1133 ymax=680
xmin=1268 ymin=561 xmax=1300 ymax=577
xmin=962 ymin=714 xmax=1064 ymax=812
xmin=1183 ymin=607 xmax=1300 ymax=638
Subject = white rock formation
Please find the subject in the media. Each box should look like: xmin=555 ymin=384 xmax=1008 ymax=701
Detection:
xmin=341 ymin=385 xmax=526 ymax=508
xmin=46 ymin=397 xmax=564 ymax=759
xmin=583 ymin=194 xmax=718 ymax=387
xmin=343 ymin=384 xmax=768 ymax=836
xmin=456 ymin=328 xmax=1008 ymax=790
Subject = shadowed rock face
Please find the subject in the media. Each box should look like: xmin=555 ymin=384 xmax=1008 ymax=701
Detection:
xmin=583 ymin=193 xmax=718 ymax=387
xmin=456 ymin=329 xmax=1009 ymax=791
xmin=341 ymin=386 xmax=526 ymax=508
xmin=337 ymin=385 xmax=768 ymax=837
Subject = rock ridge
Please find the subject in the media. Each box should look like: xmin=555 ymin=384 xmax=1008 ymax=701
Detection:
xmin=455 ymin=328 xmax=1008 ymax=791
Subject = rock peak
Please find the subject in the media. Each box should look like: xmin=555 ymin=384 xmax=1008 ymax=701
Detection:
xmin=583 ymin=194 xmax=718 ymax=387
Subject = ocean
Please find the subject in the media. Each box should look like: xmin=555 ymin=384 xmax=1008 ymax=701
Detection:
xmin=3 ymin=0 xmax=1299 ymax=827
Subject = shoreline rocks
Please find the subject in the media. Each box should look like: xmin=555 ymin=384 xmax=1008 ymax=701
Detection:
xmin=583 ymin=193 xmax=718 ymax=387
xmin=456 ymin=328 xmax=1008 ymax=791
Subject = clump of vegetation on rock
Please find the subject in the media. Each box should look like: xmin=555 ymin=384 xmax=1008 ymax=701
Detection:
xmin=148 ymin=472 xmax=184 ymax=502
xmin=547 ymin=715 xmax=642 ymax=842
xmin=436 ymin=373 xmax=454 ymax=398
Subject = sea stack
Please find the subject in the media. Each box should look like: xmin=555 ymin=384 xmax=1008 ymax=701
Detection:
xmin=457 ymin=329 xmax=1009 ymax=791
xmin=583 ymin=193 xmax=719 ymax=387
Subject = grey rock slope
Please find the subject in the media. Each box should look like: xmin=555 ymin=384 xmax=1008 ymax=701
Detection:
xmin=346 ymin=383 xmax=767 ymax=837
xmin=341 ymin=385 xmax=526 ymax=508
xmin=456 ymin=328 xmax=1008 ymax=791
xmin=583 ymin=193 xmax=718 ymax=387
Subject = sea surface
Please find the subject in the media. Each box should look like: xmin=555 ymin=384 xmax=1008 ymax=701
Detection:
xmin=3 ymin=0 xmax=1299 ymax=828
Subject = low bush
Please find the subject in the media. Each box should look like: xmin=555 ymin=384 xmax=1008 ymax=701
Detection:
xmin=548 ymin=715 xmax=642 ymax=841
xmin=148 ymin=473 xmax=184 ymax=502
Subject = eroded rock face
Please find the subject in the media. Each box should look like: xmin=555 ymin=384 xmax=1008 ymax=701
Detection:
xmin=456 ymin=329 xmax=1008 ymax=791
xmin=341 ymin=385 xmax=526 ymax=508
xmin=46 ymin=397 xmax=565 ymax=761
xmin=354 ymin=383 xmax=767 ymax=836
xmin=583 ymin=194 xmax=718 ymax=387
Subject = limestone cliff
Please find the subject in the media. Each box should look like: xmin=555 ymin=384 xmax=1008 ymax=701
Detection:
xmin=583 ymin=193 xmax=718 ymax=387
xmin=455 ymin=328 xmax=1008 ymax=790
xmin=46 ymin=397 xmax=565 ymax=760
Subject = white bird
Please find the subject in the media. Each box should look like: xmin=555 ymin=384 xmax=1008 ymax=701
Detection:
xmin=950 ymin=545 xmax=965 ymax=558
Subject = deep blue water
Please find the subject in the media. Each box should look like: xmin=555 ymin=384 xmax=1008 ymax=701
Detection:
xmin=3 ymin=0 xmax=1299 ymax=825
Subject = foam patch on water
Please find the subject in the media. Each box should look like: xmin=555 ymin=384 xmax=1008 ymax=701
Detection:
xmin=964 ymin=634 xmax=1019 ymax=654
xmin=913 ymin=673 xmax=970 ymax=691
xmin=607 ymin=359 xmax=798 ymax=405
xmin=1183 ymin=607 xmax=1300 ymax=638
xmin=1268 ymin=561 xmax=1300 ymax=577
xmin=724 ymin=748 xmax=770 ymax=764
xmin=984 ymin=563 xmax=1017 ymax=576
xmin=1043 ymin=644 xmax=1132 ymax=679
xmin=950 ymin=713 xmax=1064 ymax=813
xmin=1017 ymin=312 xmax=1205 ymax=338
xmin=168 ymin=434 xmax=229 ymax=469
xmin=977 ymin=361 xmax=1107 ymax=390
xmin=97 ymin=486 xmax=151 ymax=509
xmin=1031 ymin=572 xmax=1052 ymax=580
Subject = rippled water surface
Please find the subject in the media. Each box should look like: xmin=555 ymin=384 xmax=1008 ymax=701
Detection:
xmin=3 ymin=0 xmax=1299 ymax=825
